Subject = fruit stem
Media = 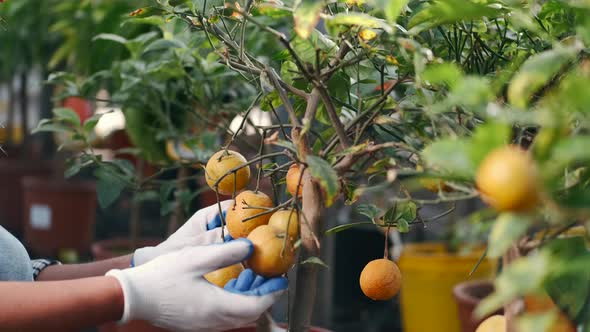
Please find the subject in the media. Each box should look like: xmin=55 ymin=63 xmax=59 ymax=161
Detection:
xmin=215 ymin=187 xmax=226 ymax=240
xmin=255 ymin=130 xmax=267 ymax=193
xmin=384 ymin=226 xmax=391 ymax=259
xmin=211 ymin=151 xmax=287 ymax=189
xmin=242 ymin=198 xmax=294 ymax=223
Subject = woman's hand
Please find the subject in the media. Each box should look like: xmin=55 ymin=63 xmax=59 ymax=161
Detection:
xmin=108 ymin=239 xmax=287 ymax=332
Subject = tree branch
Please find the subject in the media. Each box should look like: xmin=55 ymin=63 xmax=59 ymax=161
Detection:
xmin=318 ymin=86 xmax=350 ymax=149
xmin=334 ymin=141 xmax=405 ymax=174
xmin=266 ymin=66 xmax=301 ymax=127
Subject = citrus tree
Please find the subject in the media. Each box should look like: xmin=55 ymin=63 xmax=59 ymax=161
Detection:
xmin=39 ymin=0 xmax=590 ymax=331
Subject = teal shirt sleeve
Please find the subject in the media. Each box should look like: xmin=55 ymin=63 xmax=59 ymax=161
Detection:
xmin=0 ymin=226 xmax=33 ymax=281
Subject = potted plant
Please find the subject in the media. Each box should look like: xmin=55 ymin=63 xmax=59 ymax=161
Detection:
xmin=43 ymin=1 xmax=590 ymax=332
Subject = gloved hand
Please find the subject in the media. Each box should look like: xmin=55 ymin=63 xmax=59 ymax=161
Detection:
xmin=132 ymin=200 xmax=234 ymax=266
xmin=107 ymin=239 xmax=288 ymax=332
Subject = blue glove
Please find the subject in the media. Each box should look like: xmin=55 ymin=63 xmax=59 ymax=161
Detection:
xmin=224 ymin=268 xmax=288 ymax=296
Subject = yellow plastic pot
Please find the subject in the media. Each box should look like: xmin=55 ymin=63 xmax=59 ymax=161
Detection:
xmin=398 ymin=243 xmax=497 ymax=332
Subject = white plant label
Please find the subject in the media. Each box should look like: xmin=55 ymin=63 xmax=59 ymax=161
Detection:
xmin=30 ymin=204 xmax=52 ymax=230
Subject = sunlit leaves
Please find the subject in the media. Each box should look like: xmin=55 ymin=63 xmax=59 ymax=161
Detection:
xmin=326 ymin=12 xmax=393 ymax=34
xmin=293 ymin=0 xmax=325 ymax=39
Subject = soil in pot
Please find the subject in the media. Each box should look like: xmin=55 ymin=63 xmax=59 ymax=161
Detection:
xmin=398 ymin=243 xmax=497 ymax=332
xmin=22 ymin=177 xmax=96 ymax=257
xmin=0 ymin=160 xmax=54 ymax=236
xmin=453 ymin=280 xmax=503 ymax=332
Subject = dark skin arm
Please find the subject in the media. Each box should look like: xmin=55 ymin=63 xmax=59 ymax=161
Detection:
xmin=36 ymin=255 xmax=133 ymax=281
xmin=0 ymin=277 xmax=124 ymax=331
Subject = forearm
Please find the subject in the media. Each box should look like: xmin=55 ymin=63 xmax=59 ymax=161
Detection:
xmin=36 ymin=255 xmax=132 ymax=281
xmin=0 ymin=277 xmax=123 ymax=331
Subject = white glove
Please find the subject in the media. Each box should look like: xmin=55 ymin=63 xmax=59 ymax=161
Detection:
xmin=107 ymin=239 xmax=287 ymax=332
xmin=133 ymin=200 xmax=234 ymax=266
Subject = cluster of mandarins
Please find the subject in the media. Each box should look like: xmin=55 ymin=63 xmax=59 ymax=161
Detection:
xmin=200 ymin=149 xmax=304 ymax=287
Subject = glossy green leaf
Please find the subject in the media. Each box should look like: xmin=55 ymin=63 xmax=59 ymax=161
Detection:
xmin=357 ymin=204 xmax=382 ymax=221
xmin=53 ymin=107 xmax=81 ymax=126
xmin=306 ymin=155 xmax=340 ymax=207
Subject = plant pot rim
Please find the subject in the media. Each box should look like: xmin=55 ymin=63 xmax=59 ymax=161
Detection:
xmin=452 ymin=279 xmax=495 ymax=306
xmin=22 ymin=176 xmax=96 ymax=192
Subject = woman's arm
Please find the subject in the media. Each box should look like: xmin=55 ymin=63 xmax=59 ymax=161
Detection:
xmin=0 ymin=277 xmax=123 ymax=331
xmin=36 ymin=255 xmax=132 ymax=281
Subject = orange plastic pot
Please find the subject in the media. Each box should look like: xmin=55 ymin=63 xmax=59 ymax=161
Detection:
xmin=398 ymin=243 xmax=496 ymax=332
xmin=22 ymin=177 xmax=96 ymax=257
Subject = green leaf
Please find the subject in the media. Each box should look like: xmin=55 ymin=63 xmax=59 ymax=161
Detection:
xmin=357 ymin=204 xmax=382 ymax=221
xmin=327 ymin=12 xmax=393 ymax=34
xmin=53 ymin=107 xmax=81 ymax=126
xmin=508 ymin=47 xmax=579 ymax=109
xmin=368 ymin=0 xmax=409 ymax=23
xmin=551 ymin=136 xmax=590 ymax=165
xmin=422 ymin=63 xmax=464 ymax=89
xmin=306 ymin=155 xmax=340 ymax=207
xmin=31 ymin=122 xmax=73 ymax=135
xmin=301 ymin=256 xmax=329 ymax=268
xmin=422 ymin=139 xmax=475 ymax=178
xmin=409 ymin=0 xmax=504 ymax=32
xmin=382 ymin=201 xmax=417 ymax=232
xmin=293 ymin=0 xmax=325 ymax=39
xmin=469 ymin=122 xmax=511 ymax=168
xmin=93 ymin=33 xmax=128 ymax=45
xmin=477 ymin=252 xmax=551 ymax=318
xmin=488 ymin=213 xmax=532 ymax=258
xmin=325 ymin=221 xmax=373 ymax=234
xmin=95 ymin=168 xmax=127 ymax=209
xmin=83 ymin=118 xmax=100 ymax=135
xmin=143 ymin=39 xmax=186 ymax=54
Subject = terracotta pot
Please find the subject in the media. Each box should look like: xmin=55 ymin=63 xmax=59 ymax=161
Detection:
xmin=22 ymin=177 xmax=96 ymax=257
xmin=0 ymin=160 xmax=54 ymax=236
xmin=453 ymin=280 xmax=503 ymax=332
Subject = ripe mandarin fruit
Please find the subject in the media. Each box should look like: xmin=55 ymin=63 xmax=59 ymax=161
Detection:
xmin=247 ymin=225 xmax=295 ymax=277
xmin=226 ymin=190 xmax=273 ymax=239
xmin=359 ymin=258 xmax=402 ymax=301
xmin=205 ymin=150 xmax=251 ymax=195
xmin=286 ymin=164 xmax=303 ymax=197
xmin=204 ymin=263 xmax=244 ymax=288
xmin=476 ymin=146 xmax=540 ymax=212
xmin=475 ymin=315 xmax=506 ymax=332
xmin=268 ymin=209 xmax=299 ymax=241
